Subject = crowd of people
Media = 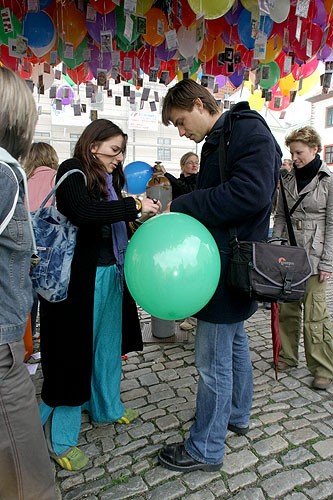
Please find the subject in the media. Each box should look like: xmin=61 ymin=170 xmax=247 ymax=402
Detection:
xmin=1 ymin=67 xmax=333 ymax=499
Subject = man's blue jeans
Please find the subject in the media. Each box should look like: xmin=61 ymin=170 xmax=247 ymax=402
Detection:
xmin=185 ymin=319 xmax=253 ymax=464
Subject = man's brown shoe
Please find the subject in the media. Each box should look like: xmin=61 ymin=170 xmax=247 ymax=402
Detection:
xmin=277 ymin=361 xmax=291 ymax=370
xmin=312 ymin=377 xmax=332 ymax=390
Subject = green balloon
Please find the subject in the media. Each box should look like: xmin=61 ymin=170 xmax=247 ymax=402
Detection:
xmin=63 ymin=73 xmax=75 ymax=86
xmin=58 ymin=36 xmax=88 ymax=70
xmin=259 ymin=61 xmax=280 ymax=90
xmin=0 ymin=8 xmax=22 ymax=46
xmin=124 ymin=212 xmax=221 ymax=320
xmin=115 ymin=5 xmax=139 ymax=45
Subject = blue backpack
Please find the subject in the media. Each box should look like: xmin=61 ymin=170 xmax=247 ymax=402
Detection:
xmin=30 ymin=169 xmax=87 ymax=302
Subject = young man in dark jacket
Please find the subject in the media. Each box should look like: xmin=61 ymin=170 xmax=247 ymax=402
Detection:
xmin=158 ymin=79 xmax=282 ymax=472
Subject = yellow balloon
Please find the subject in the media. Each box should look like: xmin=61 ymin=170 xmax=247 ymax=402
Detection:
xmin=298 ymin=70 xmax=320 ymax=96
xmin=279 ymin=73 xmax=299 ymax=96
xmin=177 ymin=70 xmax=198 ymax=82
xmin=260 ymin=36 xmax=283 ymax=64
xmin=136 ymin=0 xmax=154 ymax=15
xmin=187 ymin=0 xmax=236 ymax=19
xmin=248 ymin=91 xmax=265 ymax=111
xmin=244 ymin=79 xmax=252 ymax=91
xmin=240 ymin=0 xmax=258 ymax=10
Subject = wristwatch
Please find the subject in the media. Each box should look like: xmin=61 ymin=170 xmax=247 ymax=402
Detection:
xmin=134 ymin=197 xmax=142 ymax=219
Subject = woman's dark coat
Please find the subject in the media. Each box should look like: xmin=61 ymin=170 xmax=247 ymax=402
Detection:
xmin=171 ymin=102 xmax=282 ymax=324
xmin=40 ymin=158 xmax=142 ymax=407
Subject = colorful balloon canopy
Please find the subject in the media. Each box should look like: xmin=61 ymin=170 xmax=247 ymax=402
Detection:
xmin=0 ymin=0 xmax=331 ymax=113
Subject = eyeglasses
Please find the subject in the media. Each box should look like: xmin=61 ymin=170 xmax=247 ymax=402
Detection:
xmin=94 ymin=151 xmax=124 ymax=158
xmin=185 ymin=161 xmax=199 ymax=166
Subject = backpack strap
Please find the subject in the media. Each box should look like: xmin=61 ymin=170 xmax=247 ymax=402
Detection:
xmin=0 ymin=161 xmax=38 ymax=255
xmin=37 ymin=169 xmax=87 ymax=210
xmin=0 ymin=162 xmax=19 ymax=235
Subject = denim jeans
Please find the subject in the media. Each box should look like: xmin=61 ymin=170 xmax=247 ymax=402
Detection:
xmin=185 ymin=319 xmax=253 ymax=464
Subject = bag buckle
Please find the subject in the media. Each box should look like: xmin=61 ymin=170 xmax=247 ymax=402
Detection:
xmin=282 ymin=274 xmax=292 ymax=295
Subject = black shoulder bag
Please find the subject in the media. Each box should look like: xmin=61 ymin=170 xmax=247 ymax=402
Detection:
xmin=219 ymin=128 xmax=312 ymax=303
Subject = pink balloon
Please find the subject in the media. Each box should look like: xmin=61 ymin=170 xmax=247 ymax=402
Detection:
xmin=292 ymin=57 xmax=319 ymax=79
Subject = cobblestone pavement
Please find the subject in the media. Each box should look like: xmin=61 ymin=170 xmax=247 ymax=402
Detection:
xmin=30 ymin=282 xmax=333 ymax=500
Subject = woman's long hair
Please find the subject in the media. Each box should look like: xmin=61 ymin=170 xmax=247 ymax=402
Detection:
xmin=74 ymin=119 xmax=128 ymax=199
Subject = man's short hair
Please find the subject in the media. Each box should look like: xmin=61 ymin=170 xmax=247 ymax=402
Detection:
xmin=0 ymin=67 xmax=37 ymax=160
xmin=162 ymin=79 xmax=221 ymax=126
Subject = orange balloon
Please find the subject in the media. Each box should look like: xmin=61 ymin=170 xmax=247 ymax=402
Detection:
xmin=141 ymin=7 xmax=168 ymax=47
xmin=41 ymin=38 xmax=58 ymax=65
xmin=260 ymin=36 xmax=283 ymax=64
xmin=54 ymin=1 xmax=87 ymax=49
xmin=198 ymin=34 xmax=224 ymax=62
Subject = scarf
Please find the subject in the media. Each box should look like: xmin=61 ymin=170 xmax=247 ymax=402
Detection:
xmin=295 ymin=154 xmax=321 ymax=193
xmin=106 ymin=172 xmax=128 ymax=286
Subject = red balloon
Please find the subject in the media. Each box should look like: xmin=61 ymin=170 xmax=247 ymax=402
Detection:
xmin=0 ymin=0 xmax=27 ymax=19
xmin=268 ymin=91 xmax=290 ymax=111
xmin=206 ymin=17 xmax=228 ymax=38
xmin=227 ymin=24 xmax=241 ymax=45
xmin=67 ymin=63 xmax=91 ymax=84
xmin=236 ymin=44 xmax=253 ymax=69
xmin=327 ymin=22 xmax=333 ymax=48
xmin=120 ymin=49 xmax=137 ymax=79
xmin=89 ymin=0 xmax=117 ymax=15
xmin=276 ymin=51 xmax=299 ymax=78
xmin=0 ymin=44 xmax=19 ymax=71
xmin=173 ymin=0 xmax=196 ymax=29
xmin=138 ymin=44 xmax=155 ymax=75
xmin=17 ymin=60 xmax=32 ymax=79
xmin=158 ymin=59 xmax=177 ymax=83
xmin=292 ymin=22 xmax=323 ymax=62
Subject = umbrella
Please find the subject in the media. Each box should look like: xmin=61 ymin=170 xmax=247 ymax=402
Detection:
xmin=271 ymin=301 xmax=281 ymax=380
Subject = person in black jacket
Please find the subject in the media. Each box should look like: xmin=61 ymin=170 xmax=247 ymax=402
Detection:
xmin=158 ymin=79 xmax=281 ymax=473
xmin=161 ymin=151 xmax=199 ymax=199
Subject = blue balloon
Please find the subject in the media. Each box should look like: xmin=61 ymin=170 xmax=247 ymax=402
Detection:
xmin=237 ymin=9 xmax=273 ymax=50
xmin=124 ymin=161 xmax=153 ymax=195
xmin=22 ymin=12 xmax=55 ymax=49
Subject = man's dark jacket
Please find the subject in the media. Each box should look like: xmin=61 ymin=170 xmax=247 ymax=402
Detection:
xmin=171 ymin=102 xmax=282 ymax=324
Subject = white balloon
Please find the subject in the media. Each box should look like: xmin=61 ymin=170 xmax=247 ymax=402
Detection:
xmin=177 ymin=25 xmax=203 ymax=59
xmin=269 ymin=0 xmax=290 ymax=23
xmin=31 ymin=63 xmax=55 ymax=91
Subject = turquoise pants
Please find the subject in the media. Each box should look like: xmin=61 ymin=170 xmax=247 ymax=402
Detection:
xmin=40 ymin=265 xmax=124 ymax=455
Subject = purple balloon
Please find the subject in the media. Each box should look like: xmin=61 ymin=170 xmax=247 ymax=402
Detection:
xmin=56 ymin=85 xmax=75 ymax=106
xmin=228 ymin=66 xmax=245 ymax=88
xmin=317 ymin=45 xmax=333 ymax=60
xmin=154 ymin=40 xmax=177 ymax=61
xmin=88 ymin=43 xmax=112 ymax=78
xmin=313 ymin=0 xmax=327 ymax=28
xmin=224 ymin=0 xmax=244 ymax=26
xmin=216 ymin=74 xmax=226 ymax=88
xmin=86 ymin=11 xmax=117 ymax=44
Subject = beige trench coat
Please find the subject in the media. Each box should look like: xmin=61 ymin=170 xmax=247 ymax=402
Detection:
xmin=273 ymin=162 xmax=333 ymax=275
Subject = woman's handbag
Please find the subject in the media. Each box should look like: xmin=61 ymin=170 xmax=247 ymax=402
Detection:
xmin=30 ymin=169 xmax=87 ymax=302
xmin=218 ymin=125 xmax=312 ymax=303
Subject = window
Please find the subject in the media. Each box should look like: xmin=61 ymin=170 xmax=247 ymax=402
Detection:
xmin=326 ymin=107 xmax=333 ymax=128
xmin=157 ymin=137 xmax=171 ymax=145
xmin=324 ymin=145 xmax=333 ymax=165
xmin=157 ymin=146 xmax=171 ymax=161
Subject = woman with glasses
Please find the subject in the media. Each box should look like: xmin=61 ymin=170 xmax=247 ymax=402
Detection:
xmin=38 ymin=119 xmax=161 ymax=471
xmin=161 ymin=151 xmax=199 ymax=199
